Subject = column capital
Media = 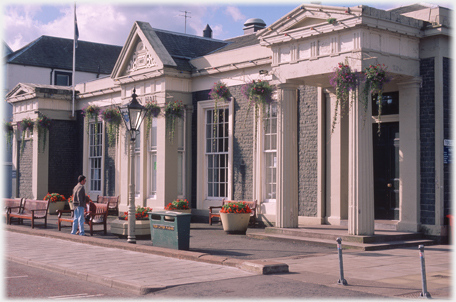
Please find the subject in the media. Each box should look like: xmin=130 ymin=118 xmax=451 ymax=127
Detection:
xmin=275 ymin=82 xmax=300 ymax=90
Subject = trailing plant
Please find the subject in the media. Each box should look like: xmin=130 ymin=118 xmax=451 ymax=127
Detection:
xmin=4 ymin=121 xmax=14 ymax=150
xmin=36 ymin=113 xmax=51 ymax=152
xmin=20 ymin=117 xmax=35 ymax=155
xmin=241 ymin=80 xmax=275 ymax=132
xmin=328 ymin=61 xmax=360 ymax=133
xmin=361 ymin=63 xmax=391 ymax=134
xmin=43 ymin=192 xmax=66 ymax=203
xmin=220 ymin=201 xmax=252 ymax=214
xmin=209 ymin=81 xmax=231 ymax=148
xmin=144 ymin=100 xmax=161 ymax=141
xmin=164 ymin=100 xmax=184 ymax=143
xmin=120 ymin=205 xmax=153 ymax=220
xmin=164 ymin=199 xmax=190 ymax=210
xmin=82 ymin=104 xmax=101 ymax=144
xmin=101 ymin=107 xmax=122 ymax=146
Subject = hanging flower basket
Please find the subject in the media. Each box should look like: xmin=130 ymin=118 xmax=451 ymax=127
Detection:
xmin=209 ymin=81 xmax=231 ymax=148
xmin=361 ymin=63 xmax=391 ymax=134
xmin=241 ymin=80 xmax=275 ymax=131
xmin=164 ymin=100 xmax=184 ymax=143
xmin=82 ymin=105 xmax=101 ymax=144
xmin=144 ymin=100 xmax=161 ymax=141
xmin=19 ymin=117 xmax=35 ymax=155
xmin=328 ymin=61 xmax=360 ymax=133
xmin=36 ymin=113 xmax=51 ymax=153
xmin=101 ymin=107 xmax=122 ymax=146
xmin=327 ymin=18 xmax=337 ymax=24
xmin=4 ymin=121 xmax=14 ymax=150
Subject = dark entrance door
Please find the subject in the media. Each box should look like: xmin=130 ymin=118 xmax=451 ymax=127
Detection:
xmin=373 ymin=122 xmax=399 ymax=220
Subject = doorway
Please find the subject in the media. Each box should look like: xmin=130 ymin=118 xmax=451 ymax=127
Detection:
xmin=373 ymin=122 xmax=399 ymax=220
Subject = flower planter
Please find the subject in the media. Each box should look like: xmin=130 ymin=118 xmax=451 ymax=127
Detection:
xmin=48 ymin=201 xmax=66 ymax=215
xmin=165 ymin=209 xmax=191 ymax=219
xmin=110 ymin=219 xmax=151 ymax=237
xmin=220 ymin=212 xmax=250 ymax=234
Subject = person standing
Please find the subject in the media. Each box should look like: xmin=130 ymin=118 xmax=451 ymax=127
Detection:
xmin=71 ymin=175 xmax=87 ymax=236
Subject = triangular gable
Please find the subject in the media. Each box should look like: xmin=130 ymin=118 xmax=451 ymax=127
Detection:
xmin=6 ymin=83 xmax=36 ymax=99
xmin=111 ymin=21 xmax=176 ymax=79
xmin=258 ymin=4 xmax=356 ymax=40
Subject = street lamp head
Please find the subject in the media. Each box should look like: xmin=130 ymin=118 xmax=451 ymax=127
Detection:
xmin=118 ymin=88 xmax=146 ymax=140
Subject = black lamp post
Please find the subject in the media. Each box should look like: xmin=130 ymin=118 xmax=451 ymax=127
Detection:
xmin=118 ymin=88 xmax=146 ymax=244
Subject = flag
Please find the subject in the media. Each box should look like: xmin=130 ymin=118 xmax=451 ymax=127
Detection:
xmin=74 ymin=4 xmax=79 ymax=48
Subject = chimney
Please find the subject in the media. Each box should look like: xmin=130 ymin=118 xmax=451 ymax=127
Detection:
xmin=203 ymin=24 xmax=212 ymax=38
xmin=243 ymin=18 xmax=266 ymax=35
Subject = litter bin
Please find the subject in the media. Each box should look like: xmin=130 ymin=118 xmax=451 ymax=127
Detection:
xmin=148 ymin=211 xmax=191 ymax=250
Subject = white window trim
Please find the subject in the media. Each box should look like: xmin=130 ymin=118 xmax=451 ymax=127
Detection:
xmin=83 ymin=119 xmax=104 ymax=197
xmin=147 ymin=117 xmax=158 ymax=199
xmin=196 ymin=99 xmax=233 ymax=211
xmin=177 ymin=111 xmax=186 ymax=198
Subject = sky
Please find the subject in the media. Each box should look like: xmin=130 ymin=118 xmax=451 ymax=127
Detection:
xmin=2 ymin=0 xmax=453 ymax=53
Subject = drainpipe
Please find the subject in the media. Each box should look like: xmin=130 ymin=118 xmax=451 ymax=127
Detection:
xmin=50 ymin=68 xmax=54 ymax=84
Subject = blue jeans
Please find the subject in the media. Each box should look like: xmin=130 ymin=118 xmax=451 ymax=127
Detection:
xmin=71 ymin=206 xmax=85 ymax=236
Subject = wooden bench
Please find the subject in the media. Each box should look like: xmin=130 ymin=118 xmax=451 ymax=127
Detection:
xmin=97 ymin=195 xmax=119 ymax=216
xmin=57 ymin=203 xmax=109 ymax=236
xmin=4 ymin=198 xmax=23 ymax=223
xmin=209 ymin=199 xmax=257 ymax=226
xmin=7 ymin=199 xmax=49 ymax=229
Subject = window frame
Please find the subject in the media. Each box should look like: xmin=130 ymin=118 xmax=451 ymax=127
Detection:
xmin=196 ymin=99 xmax=233 ymax=209
xmin=88 ymin=121 xmax=103 ymax=194
xmin=54 ymin=71 xmax=72 ymax=86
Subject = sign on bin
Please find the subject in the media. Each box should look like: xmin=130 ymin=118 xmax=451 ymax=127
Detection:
xmin=148 ymin=211 xmax=191 ymax=250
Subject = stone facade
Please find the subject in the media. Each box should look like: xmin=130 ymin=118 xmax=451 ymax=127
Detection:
xmin=419 ymin=57 xmax=436 ymax=225
xmin=298 ymin=85 xmax=318 ymax=217
xmin=443 ymin=57 xmax=451 ymax=219
xmin=18 ymin=140 xmax=33 ymax=199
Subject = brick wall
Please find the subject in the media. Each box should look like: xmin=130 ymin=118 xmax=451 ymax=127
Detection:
xmin=420 ymin=57 xmax=436 ymax=225
xmin=298 ymin=85 xmax=319 ymax=216
xmin=443 ymin=57 xmax=451 ymax=219
xmin=48 ymin=114 xmax=84 ymax=198
xmin=18 ymin=140 xmax=33 ymax=199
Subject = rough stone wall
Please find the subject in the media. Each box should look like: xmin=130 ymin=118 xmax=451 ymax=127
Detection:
xmin=18 ymin=140 xmax=33 ymax=199
xmin=420 ymin=57 xmax=436 ymax=225
xmin=231 ymin=85 xmax=254 ymax=201
xmin=48 ymin=114 xmax=83 ymax=198
xmin=443 ymin=57 xmax=451 ymax=219
xmin=297 ymin=85 xmax=319 ymax=216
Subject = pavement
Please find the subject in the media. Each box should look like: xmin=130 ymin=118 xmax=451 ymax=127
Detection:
xmin=4 ymin=214 xmax=454 ymax=298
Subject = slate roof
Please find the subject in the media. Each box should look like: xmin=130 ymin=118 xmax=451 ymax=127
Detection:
xmin=6 ymin=36 xmax=122 ymax=74
xmin=209 ymin=33 xmax=261 ymax=54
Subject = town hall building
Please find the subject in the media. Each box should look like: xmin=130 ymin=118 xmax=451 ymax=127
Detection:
xmin=5 ymin=3 xmax=452 ymax=240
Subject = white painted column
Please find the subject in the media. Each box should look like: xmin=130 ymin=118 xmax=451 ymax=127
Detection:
xmin=325 ymin=90 xmax=349 ymax=225
xmin=33 ymin=124 xmax=49 ymax=200
xmin=348 ymin=88 xmax=374 ymax=235
xmin=155 ymin=114 xmax=178 ymax=208
xmin=397 ymin=78 xmax=421 ymax=232
xmin=276 ymin=83 xmax=298 ymax=228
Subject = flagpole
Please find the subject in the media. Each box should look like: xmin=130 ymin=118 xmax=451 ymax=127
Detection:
xmin=72 ymin=3 xmax=78 ymax=118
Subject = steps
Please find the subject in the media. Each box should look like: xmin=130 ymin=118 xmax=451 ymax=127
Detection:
xmin=246 ymin=225 xmax=436 ymax=251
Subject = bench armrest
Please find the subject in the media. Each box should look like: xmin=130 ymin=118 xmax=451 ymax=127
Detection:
xmin=57 ymin=209 xmax=73 ymax=218
xmin=208 ymin=206 xmax=222 ymax=213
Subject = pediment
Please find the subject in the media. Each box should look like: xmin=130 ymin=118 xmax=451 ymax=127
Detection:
xmin=111 ymin=21 xmax=176 ymax=80
xmin=258 ymin=4 xmax=360 ymax=42
xmin=6 ymin=83 xmax=35 ymax=99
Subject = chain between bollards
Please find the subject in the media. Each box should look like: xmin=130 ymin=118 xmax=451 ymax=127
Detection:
xmin=419 ymin=245 xmax=431 ymax=298
xmin=336 ymin=237 xmax=348 ymax=285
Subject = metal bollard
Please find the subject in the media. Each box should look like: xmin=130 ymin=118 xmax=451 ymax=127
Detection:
xmin=418 ymin=245 xmax=431 ymax=298
xmin=336 ymin=237 xmax=348 ymax=285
